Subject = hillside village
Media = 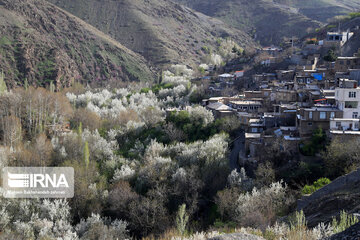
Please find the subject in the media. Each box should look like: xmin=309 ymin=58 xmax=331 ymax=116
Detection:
xmin=199 ymin=24 xmax=360 ymax=166
xmin=3 ymin=1 xmax=360 ymax=240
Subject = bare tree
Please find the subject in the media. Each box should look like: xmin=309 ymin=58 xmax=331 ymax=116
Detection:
xmin=1 ymin=115 xmax=22 ymax=149
xmin=164 ymin=122 xmax=186 ymax=142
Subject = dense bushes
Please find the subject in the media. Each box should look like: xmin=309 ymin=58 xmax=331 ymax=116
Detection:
xmin=300 ymin=128 xmax=327 ymax=156
xmin=166 ymin=110 xmax=240 ymax=142
xmin=1 ymin=63 xmax=356 ymax=239
xmin=302 ymin=178 xmax=331 ymax=195
xmin=323 ymin=136 xmax=360 ymax=177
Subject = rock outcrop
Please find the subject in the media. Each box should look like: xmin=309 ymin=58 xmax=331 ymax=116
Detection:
xmin=298 ymin=168 xmax=360 ymax=227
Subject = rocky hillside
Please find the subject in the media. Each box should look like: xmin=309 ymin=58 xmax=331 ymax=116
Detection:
xmin=47 ymin=0 xmax=256 ymax=66
xmin=0 ymin=0 xmax=154 ymax=89
xmin=174 ymin=0 xmax=360 ymax=45
xmin=298 ymin=168 xmax=360 ymax=227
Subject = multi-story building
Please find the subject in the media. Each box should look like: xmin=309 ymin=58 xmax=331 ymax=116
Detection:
xmin=329 ymin=84 xmax=360 ymax=136
xmin=334 ymin=84 xmax=360 ymax=119
xmin=229 ymin=100 xmax=262 ymax=113
xmin=324 ymin=31 xmax=354 ymax=48
xmin=335 ymin=56 xmax=360 ymax=72
xmin=297 ymin=107 xmax=342 ymax=137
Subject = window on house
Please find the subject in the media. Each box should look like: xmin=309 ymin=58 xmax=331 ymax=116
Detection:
xmin=309 ymin=111 xmax=313 ymax=119
xmin=336 ymin=122 xmax=341 ymax=127
xmin=347 ymin=60 xmax=351 ymax=65
xmin=330 ymin=112 xmax=335 ymax=118
xmin=353 ymin=112 xmax=358 ymax=119
xmin=345 ymin=101 xmax=358 ymax=108
xmin=308 ymin=122 xmax=313 ymax=126
xmin=349 ymin=92 xmax=356 ymax=98
xmin=320 ymin=112 xmax=326 ymax=119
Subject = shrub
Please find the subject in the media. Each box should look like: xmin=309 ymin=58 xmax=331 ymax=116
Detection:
xmin=235 ymin=181 xmax=293 ymax=228
xmin=349 ymin=12 xmax=360 ymax=19
xmin=323 ymin=136 xmax=360 ymax=177
xmin=331 ymin=210 xmax=359 ymax=234
xmin=324 ymin=49 xmax=337 ymax=62
xmin=76 ymin=213 xmax=129 ymax=240
xmin=302 ymin=178 xmax=331 ymax=195
xmin=176 ymin=204 xmax=189 ymax=236
xmin=300 ymin=128 xmax=327 ymax=156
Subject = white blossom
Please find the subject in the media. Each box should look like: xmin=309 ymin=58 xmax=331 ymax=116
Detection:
xmin=236 ymin=181 xmax=288 ymax=223
xmin=158 ymin=85 xmax=187 ymax=99
xmin=210 ymin=53 xmax=223 ymax=66
xmin=0 ymin=199 xmax=77 ymax=239
xmin=228 ymin=168 xmax=254 ymax=190
xmin=169 ymin=64 xmax=194 ymax=78
xmin=172 ymin=168 xmax=187 ymax=182
xmin=75 ymin=213 xmax=128 ymax=239
xmin=312 ymin=222 xmax=334 ymax=239
xmin=113 ymin=164 xmax=136 ymax=181
xmin=188 ymin=106 xmax=214 ymax=127
xmin=199 ymin=64 xmax=209 ymax=71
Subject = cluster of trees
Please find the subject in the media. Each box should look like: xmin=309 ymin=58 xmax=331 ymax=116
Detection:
xmin=323 ymin=135 xmax=360 ymax=177
xmin=0 ymin=66 xmax=239 ymax=239
xmin=0 ymin=198 xmax=129 ymax=239
xmin=1 ymin=63 xmax=358 ymax=239
xmin=302 ymin=178 xmax=331 ymax=195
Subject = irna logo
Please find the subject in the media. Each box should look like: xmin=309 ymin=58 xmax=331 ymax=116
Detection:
xmin=2 ymin=167 xmax=74 ymax=199
xmin=8 ymin=173 xmax=69 ymax=188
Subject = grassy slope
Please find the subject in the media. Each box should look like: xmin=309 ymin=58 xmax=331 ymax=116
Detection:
xmin=0 ymin=0 xmax=154 ymax=88
xmin=47 ymin=0 xmax=257 ymax=67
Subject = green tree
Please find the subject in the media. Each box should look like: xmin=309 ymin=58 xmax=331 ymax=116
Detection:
xmin=24 ymin=78 xmax=29 ymax=90
xmin=78 ymin=122 xmax=83 ymax=136
xmin=324 ymin=49 xmax=337 ymax=62
xmin=176 ymin=204 xmax=189 ymax=236
xmin=0 ymin=71 xmax=7 ymax=94
xmin=302 ymin=178 xmax=331 ymax=195
xmin=198 ymin=67 xmax=205 ymax=74
xmin=50 ymin=81 xmax=55 ymax=93
xmin=300 ymin=128 xmax=327 ymax=156
xmin=84 ymin=141 xmax=90 ymax=168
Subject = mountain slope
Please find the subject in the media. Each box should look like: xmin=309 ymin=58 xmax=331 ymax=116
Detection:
xmin=173 ymin=0 xmax=322 ymax=45
xmin=275 ymin=0 xmax=360 ymax=23
xmin=0 ymin=0 xmax=154 ymax=89
xmin=174 ymin=0 xmax=360 ymax=45
xmin=47 ymin=0 xmax=256 ymax=66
